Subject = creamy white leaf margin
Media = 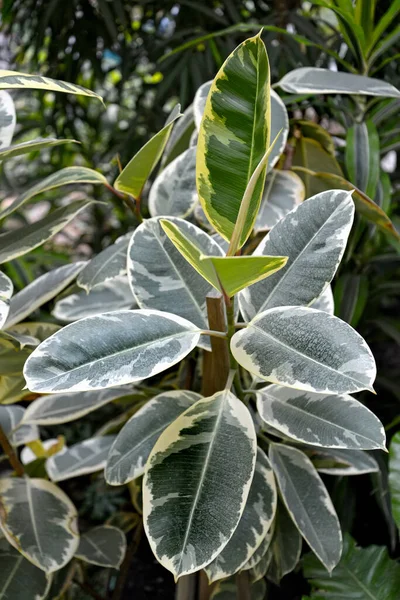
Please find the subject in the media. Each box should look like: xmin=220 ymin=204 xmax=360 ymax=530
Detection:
xmin=269 ymin=443 xmax=342 ymax=572
xmin=0 ymin=477 xmax=79 ymax=573
xmin=143 ymin=390 xmax=257 ymax=579
xmin=0 ymin=91 xmax=16 ymax=148
xmin=24 ymin=309 xmax=201 ymax=393
xmin=231 ymin=306 xmax=376 ymax=395
xmin=0 ymin=270 xmax=13 ymax=329
xmin=0 ymin=405 xmax=39 ymax=446
xmin=312 ymin=448 xmax=379 ymax=475
xmin=106 ymin=390 xmax=201 ymax=485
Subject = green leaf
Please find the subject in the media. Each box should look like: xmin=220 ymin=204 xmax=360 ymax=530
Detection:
xmin=389 ymin=431 xmax=400 ymax=530
xmin=0 ymin=91 xmax=15 ymax=149
xmin=304 ymin=535 xmax=400 ymax=599
xmin=0 ymin=199 xmax=97 ymax=264
xmin=22 ymin=387 xmax=133 ymax=425
xmin=143 ymin=390 xmax=257 ymax=579
xmin=264 ymin=503 xmax=302 ymax=585
xmin=160 ymin=218 xmax=287 ymax=296
xmin=0 ymin=405 xmax=38 ymax=446
xmin=128 ymin=217 xmax=223 ymax=348
xmin=149 ymin=147 xmax=197 ymax=218
xmin=291 ymin=168 xmax=400 ymax=242
xmin=106 ymin=390 xmax=201 ymax=485
xmin=0 ymin=166 xmax=107 ymax=220
xmin=310 ymin=448 xmax=379 ymax=475
xmin=0 ymin=538 xmax=51 ymax=600
xmin=0 ymin=138 xmax=78 ymax=161
xmin=0 ymin=69 xmax=103 ymax=101
xmin=77 ymin=234 xmax=130 ymax=293
xmin=292 ymin=137 xmax=343 ymax=196
xmin=278 ymin=67 xmax=400 ymax=98
xmin=0 ymin=477 xmax=79 ymax=573
xmin=345 ymin=120 xmax=380 ymax=199
xmin=296 ymin=120 xmax=336 ymax=155
xmin=24 ymin=309 xmax=201 ymax=393
xmin=0 ymin=374 xmax=30 ymax=405
xmin=5 ymin=262 xmax=86 ymax=328
xmin=334 ymin=273 xmax=369 ymax=327
xmin=114 ymin=104 xmax=181 ymax=198
xmin=254 ymin=170 xmax=305 ymax=233
xmin=269 ymin=443 xmax=342 ymax=571
xmin=205 ymin=448 xmax=277 ymax=582
xmin=0 ymin=270 xmax=13 ymax=328
xmin=241 ymin=525 xmax=274 ymax=571
xmin=196 ymin=33 xmax=271 ymax=246
xmin=46 ymin=436 xmax=115 ymax=482
xmin=369 ymin=1 xmax=400 ymax=54
xmin=53 ymin=278 xmax=135 ymax=322
xmin=231 ymin=306 xmax=376 ymax=395
xmin=256 ymin=385 xmax=385 ymax=449
xmin=8 ymin=322 xmax=60 ymax=343
xmin=76 ymin=526 xmax=126 ymax=569
xmin=239 ymin=190 xmax=354 ymax=321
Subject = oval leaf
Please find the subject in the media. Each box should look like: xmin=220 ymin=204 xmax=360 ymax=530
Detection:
xmin=46 ymin=436 xmax=115 ymax=482
xmin=0 ymin=538 xmax=51 ymax=600
xmin=254 ymin=170 xmax=304 ymax=233
xmin=24 ymin=309 xmax=201 ymax=393
xmin=143 ymin=390 xmax=257 ymax=579
xmin=238 ymin=190 xmax=354 ymax=321
xmin=278 ymin=67 xmax=400 ymax=98
xmin=256 ymin=385 xmax=385 ymax=449
xmin=76 ymin=525 xmax=126 ymax=568
xmin=232 ymin=306 xmax=376 ymax=395
xmin=5 ymin=262 xmax=86 ymax=328
xmin=205 ymin=448 xmax=277 ymax=582
xmin=197 ymin=33 xmax=270 ymax=246
xmin=106 ymin=390 xmax=201 ymax=485
xmin=0 ymin=477 xmax=79 ymax=573
xmin=264 ymin=502 xmax=302 ymax=585
xmin=149 ymin=147 xmax=197 ymax=218
xmin=311 ymin=448 xmax=379 ymax=476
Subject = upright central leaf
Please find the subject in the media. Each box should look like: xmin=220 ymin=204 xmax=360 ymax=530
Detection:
xmin=196 ymin=32 xmax=270 ymax=246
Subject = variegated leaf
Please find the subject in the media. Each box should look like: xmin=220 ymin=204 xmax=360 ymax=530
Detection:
xmin=0 ymin=374 xmax=30 ymax=405
xmin=161 ymin=103 xmax=195 ymax=168
xmin=75 ymin=526 xmax=126 ymax=569
xmin=22 ymin=387 xmax=133 ymax=425
xmin=241 ymin=525 xmax=274 ymax=572
xmin=238 ymin=190 xmax=354 ymax=321
xmin=0 ymin=538 xmax=51 ymax=599
xmin=232 ymin=306 xmax=376 ymax=395
xmin=269 ymin=90 xmax=289 ymax=171
xmin=0 ymin=70 xmax=102 ymax=99
xmin=143 ymin=390 xmax=257 ymax=579
xmin=5 ymin=262 xmax=86 ymax=328
xmin=269 ymin=443 xmax=342 ymax=571
xmin=24 ymin=309 xmax=201 ymax=393
xmin=311 ymin=448 xmax=379 ymax=475
xmin=0 ymin=91 xmax=15 ymax=149
xmin=52 ymin=277 xmax=135 ymax=322
xmin=20 ymin=438 xmax=66 ymax=466
xmin=0 ymin=405 xmax=38 ymax=446
xmin=0 ymin=199 xmax=97 ymax=264
xmin=265 ymin=503 xmax=302 ymax=585
xmin=106 ymin=390 xmax=201 ymax=485
xmin=0 ymin=329 xmax=39 ymax=348
xmin=310 ymin=285 xmax=334 ymax=314
xmin=149 ymin=147 xmax=197 ymax=218
xmin=389 ymin=432 xmax=400 ymax=530
xmin=0 ymin=138 xmax=77 ymax=161
xmin=127 ymin=217 xmax=223 ymax=347
xmin=0 ymin=167 xmax=107 ymax=221
xmin=254 ymin=170 xmax=305 ymax=233
xmin=114 ymin=105 xmax=181 ymax=198
xmin=256 ymin=385 xmax=385 ymax=449
xmin=8 ymin=321 xmax=60 ymax=342
xmin=76 ymin=235 xmax=130 ymax=293
xmin=205 ymin=448 xmax=277 ymax=582
xmin=277 ymin=67 xmax=400 ymax=98
xmin=46 ymin=436 xmax=115 ymax=482
xmin=210 ymin=577 xmax=266 ymax=600
xmin=196 ymin=33 xmax=271 ymax=246
xmin=194 ymin=81 xmax=211 ymax=130
xmin=0 ymin=477 xmax=79 ymax=573
xmin=0 ymin=270 xmax=13 ymax=329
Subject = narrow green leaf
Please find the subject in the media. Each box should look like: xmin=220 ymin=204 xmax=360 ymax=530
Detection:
xmin=76 ymin=526 xmax=126 ymax=569
xmin=270 ymin=443 xmax=342 ymax=571
xmin=0 ymin=166 xmax=107 ymax=220
xmin=197 ymin=33 xmax=271 ymax=245
xmin=0 ymin=138 xmax=78 ymax=161
xmin=232 ymin=306 xmax=376 ymax=395
xmin=0 ymin=477 xmax=79 ymax=573
xmin=24 ymin=309 xmax=201 ymax=393
xmin=389 ymin=431 xmax=400 ymax=531
xmin=0 ymin=69 xmax=103 ymax=101
xmin=114 ymin=105 xmax=181 ymax=198
xmin=160 ymin=218 xmax=287 ymax=296
xmin=0 ymin=199 xmax=97 ymax=264
xmin=345 ymin=120 xmax=380 ymax=199
xmin=143 ymin=390 xmax=257 ymax=579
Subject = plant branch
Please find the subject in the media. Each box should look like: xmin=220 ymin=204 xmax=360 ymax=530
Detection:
xmin=0 ymin=425 xmax=24 ymax=477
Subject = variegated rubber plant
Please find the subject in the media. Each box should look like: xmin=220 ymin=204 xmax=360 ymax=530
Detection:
xmin=0 ymin=31 xmax=399 ymax=600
